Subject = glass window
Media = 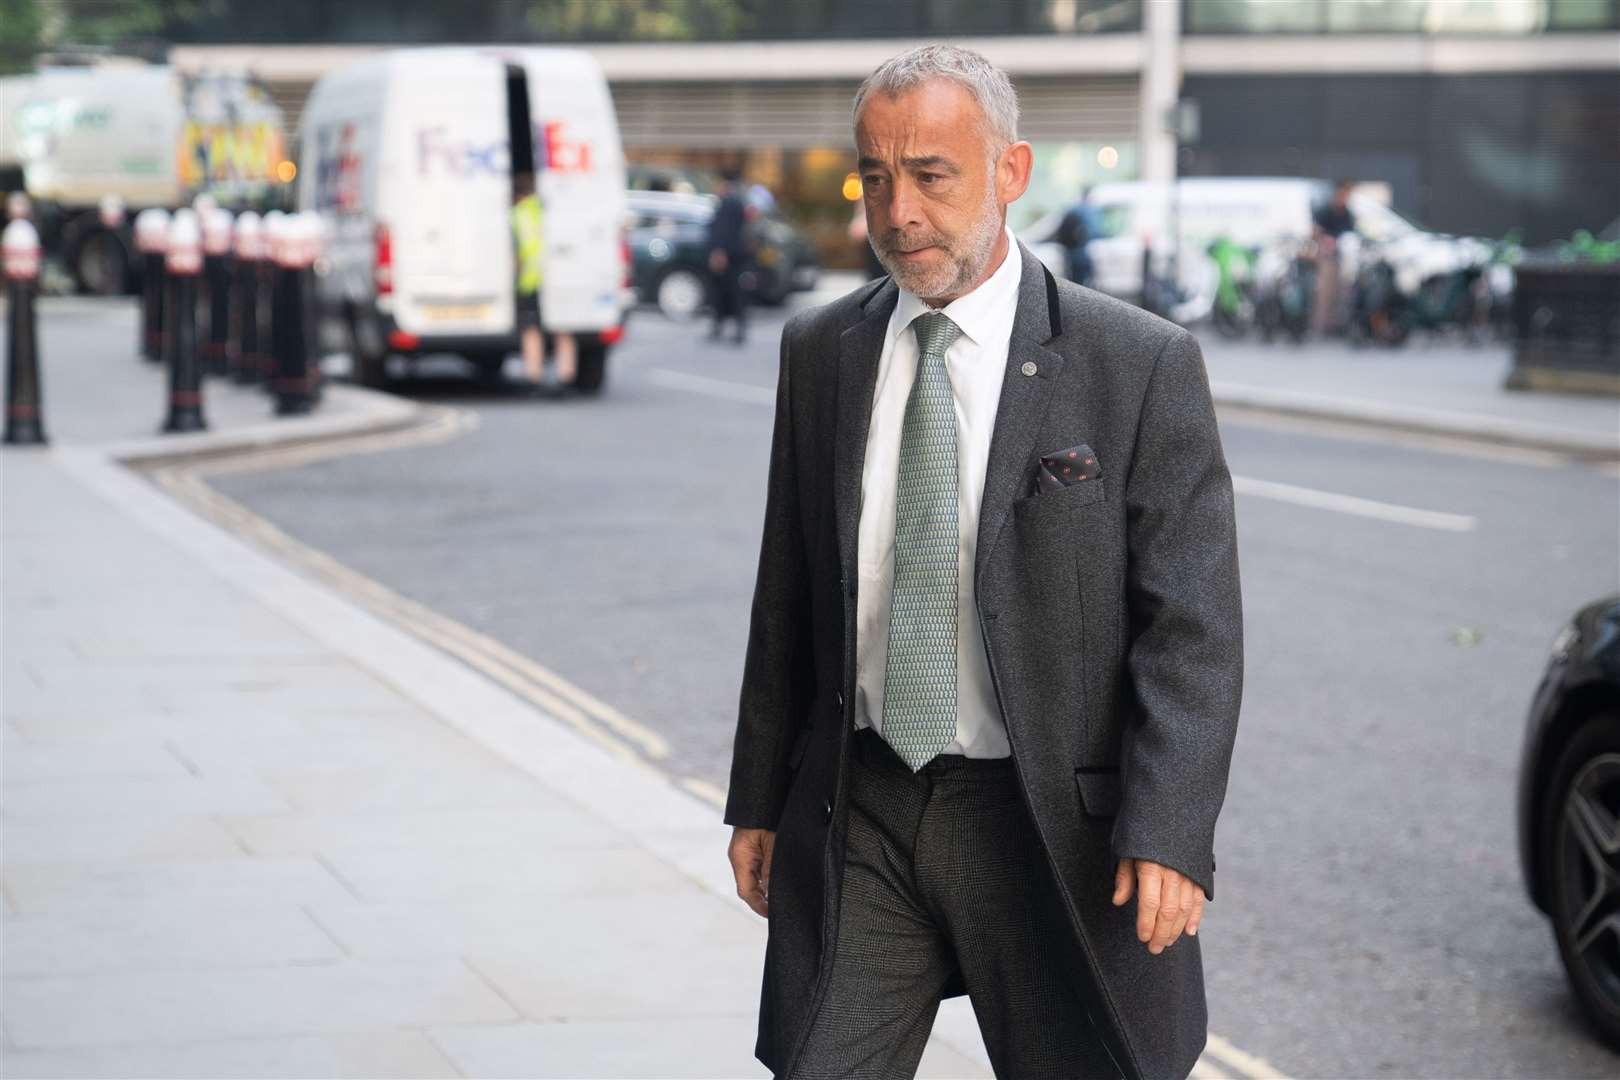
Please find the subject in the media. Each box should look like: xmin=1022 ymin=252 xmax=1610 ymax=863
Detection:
xmin=1549 ymin=0 xmax=1619 ymax=28
xmin=1421 ymin=0 xmax=1544 ymax=33
xmin=1325 ymin=0 xmax=1426 ymax=31
xmin=1183 ymin=0 xmax=1324 ymax=32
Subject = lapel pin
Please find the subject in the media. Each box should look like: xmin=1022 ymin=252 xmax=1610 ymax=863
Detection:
xmin=1021 ymin=361 xmax=1038 ymax=377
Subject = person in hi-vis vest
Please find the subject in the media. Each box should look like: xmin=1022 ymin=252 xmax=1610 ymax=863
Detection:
xmin=511 ymin=172 xmax=577 ymax=388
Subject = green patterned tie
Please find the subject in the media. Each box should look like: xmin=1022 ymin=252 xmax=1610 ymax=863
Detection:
xmin=881 ymin=311 xmax=964 ymax=771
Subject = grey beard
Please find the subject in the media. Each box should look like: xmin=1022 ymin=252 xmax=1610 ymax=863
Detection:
xmin=876 ymin=199 xmax=1004 ymax=302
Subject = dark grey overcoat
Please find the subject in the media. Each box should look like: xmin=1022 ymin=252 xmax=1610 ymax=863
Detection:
xmin=723 ymin=242 xmax=1244 ymax=1080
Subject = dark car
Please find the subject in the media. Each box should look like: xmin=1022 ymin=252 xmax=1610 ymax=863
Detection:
xmin=626 ymin=190 xmax=819 ymax=319
xmin=1518 ymin=595 xmax=1620 ymax=1049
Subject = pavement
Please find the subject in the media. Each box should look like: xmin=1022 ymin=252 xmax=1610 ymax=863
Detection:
xmin=2 ymin=291 xmax=1614 ymax=1078
xmin=0 ymin=298 xmax=999 ymax=1078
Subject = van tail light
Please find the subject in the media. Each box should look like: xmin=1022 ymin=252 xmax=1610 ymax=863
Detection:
xmin=388 ymin=329 xmax=419 ymax=349
xmin=619 ymin=232 xmax=632 ymax=288
xmin=600 ymin=325 xmax=624 ymax=345
xmin=374 ymin=222 xmax=394 ymax=296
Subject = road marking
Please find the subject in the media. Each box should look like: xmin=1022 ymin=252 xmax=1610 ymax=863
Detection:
xmin=679 ymin=777 xmax=729 ymax=807
xmin=1216 ymin=404 xmax=1574 ymax=469
xmin=647 ymin=368 xmax=775 ymax=405
xmin=144 ymin=400 xmax=1291 ymax=1080
xmin=1232 ymin=474 xmax=1477 ymax=532
xmin=1191 ymin=1058 xmax=1237 ymax=1080
xmin=1204 ymin=1033 xmax=1291 ymax=1079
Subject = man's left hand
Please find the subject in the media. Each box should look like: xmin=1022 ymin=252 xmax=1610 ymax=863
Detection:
xmin=1112 ymin=858 xmax=1204 ymax=955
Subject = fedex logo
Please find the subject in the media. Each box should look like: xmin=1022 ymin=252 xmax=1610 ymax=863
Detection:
xmin=415 ymin=120 xmax=596 ymax=177
xmin=418 ymin=127 xmax=511 ymax=177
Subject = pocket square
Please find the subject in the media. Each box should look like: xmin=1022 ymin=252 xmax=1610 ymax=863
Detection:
xmin=1036 ymin=444 xmax=1102 ymax=493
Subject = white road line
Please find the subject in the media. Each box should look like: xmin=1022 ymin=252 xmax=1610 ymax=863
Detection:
xmin=1204 ymin=1032 xmax=1292 ymax=1080
xmin=647 ymin=368 xmax=775 ymax=405
xmin=1190 ymin=1058 xmax=1237 ymax=1080
xmin=1232 ymin=474 xmax=1477 ymax=532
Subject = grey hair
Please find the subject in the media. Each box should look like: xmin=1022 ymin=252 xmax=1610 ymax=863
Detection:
xmin=852 ymin=44 xmax=1020 ymax=151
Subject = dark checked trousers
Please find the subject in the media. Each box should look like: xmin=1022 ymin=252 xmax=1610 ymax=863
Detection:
xmin=794 ymin=726 xmax=1123 ymax=1080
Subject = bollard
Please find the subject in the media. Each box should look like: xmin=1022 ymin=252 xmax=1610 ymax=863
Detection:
xmin=230 ymin=210 xmax=265 ymax=384
xmin=134 ymin=208 xmax=170 ymax=363
xmin=258 ymin=210 xmax=286 ymax=395
xmin=200 ymin=207 xmax=233 ymax=376
xmin=161 ymin=209 xmax=207 ymax=433
xmin=270 ymin=212 xmax=322 ymax=415
xmin=3 ymin=218 xmax=47 ymax=445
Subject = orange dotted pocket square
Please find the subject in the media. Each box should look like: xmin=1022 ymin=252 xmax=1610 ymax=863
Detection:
xmin=1037 ymin=443 xmax=1101 ymax=493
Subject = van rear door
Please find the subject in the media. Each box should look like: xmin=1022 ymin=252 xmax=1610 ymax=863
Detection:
xmin=386 ymin=53 xmax=513 ymax=338
xmin=517 ymin=49 xmax=627 ymax=333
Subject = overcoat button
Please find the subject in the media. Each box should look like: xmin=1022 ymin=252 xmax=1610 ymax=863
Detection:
xmin=1021 ymin=361 xmax=1038 ymax=377
xmin=823 ymin=799 xmax=833 ymax=823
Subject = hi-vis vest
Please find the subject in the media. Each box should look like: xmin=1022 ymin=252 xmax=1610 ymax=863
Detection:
xmin=511 ymin=193 xmax=543 ymax=295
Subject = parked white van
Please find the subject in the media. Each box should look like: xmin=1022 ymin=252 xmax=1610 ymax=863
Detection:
xmin=1021 ymin=177 xmax=1426 ymax=317
xmin=297 ymin=46 xmax=630 ymax=393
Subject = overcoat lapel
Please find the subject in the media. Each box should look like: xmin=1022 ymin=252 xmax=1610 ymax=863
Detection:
xmin=832 ymin=278 xmax=898 ymax=585
xmin=975 ymin=245 xmax=1067 ymax=584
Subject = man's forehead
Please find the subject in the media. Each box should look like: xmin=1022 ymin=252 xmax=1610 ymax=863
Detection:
xmin=855 ymin=80 xmax=986 ymax=148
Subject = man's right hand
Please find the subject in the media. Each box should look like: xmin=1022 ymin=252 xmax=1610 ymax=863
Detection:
xmin=729 ymin=826 xmax=776 ymax=918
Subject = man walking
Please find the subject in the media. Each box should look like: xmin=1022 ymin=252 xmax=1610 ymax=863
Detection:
xmin=724 ymin=45 xmax=1243 ymax=1080
xmin=707 ymin=166 xmax=752 ymax=344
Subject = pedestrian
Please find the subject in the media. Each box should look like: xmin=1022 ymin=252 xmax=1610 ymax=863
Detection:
xmin=706 ymin=166 xmax=751 ymax=344
xmin=1311 ymin=178 xmax=1357 ymax=336
xmin=1055 ymin=192 xmax=1095 ymax=286
xmin=510 ymin=172 xmax=576 ymax=389
xmin=724 ymin=44 xmax=1243 ymax=1080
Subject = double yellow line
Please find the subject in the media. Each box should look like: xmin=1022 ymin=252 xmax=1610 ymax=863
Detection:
xmin=140 ymin=400 xmax=1291 ymax=1080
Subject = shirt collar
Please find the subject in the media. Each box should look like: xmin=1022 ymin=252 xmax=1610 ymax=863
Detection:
xmin=890 ymin=225 xmax=1023 ymax=349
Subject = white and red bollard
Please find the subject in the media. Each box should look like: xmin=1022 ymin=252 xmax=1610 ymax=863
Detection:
xmin=161 ymin=208 xmax=207 ymax=433
xmin=270 ymin=211 xmax=323 ymax=415
xmin=230 ymin=210 xmax=266 ymax=384
xmin=200 ymin=206 xmax=234 ymax=376
xmin=3 ymin=218 xmax=46 ymax=445
xmin=135 ymin=208 xmax=171 ymax=363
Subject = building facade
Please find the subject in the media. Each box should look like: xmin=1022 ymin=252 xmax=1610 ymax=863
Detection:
xmin=164 ymin=0 xmax=1619 ymax=264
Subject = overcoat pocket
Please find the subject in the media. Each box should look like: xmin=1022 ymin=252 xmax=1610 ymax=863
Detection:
xmin=1074 ymin=767 xmax=1122 ymax=817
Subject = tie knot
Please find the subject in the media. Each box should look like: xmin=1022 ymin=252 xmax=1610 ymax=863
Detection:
xmin=912 ymin=312 xmax=962 ymax=359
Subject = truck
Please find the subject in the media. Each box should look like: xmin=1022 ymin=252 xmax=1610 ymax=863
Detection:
xmin=1 ymin=59 xmax=289 ymax=295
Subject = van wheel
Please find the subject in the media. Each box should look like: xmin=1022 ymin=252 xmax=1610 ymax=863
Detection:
xmin=348 ymin=310 xmax=389 ymax=388
xmin=575 ymin=343 xmax=607 ymax=395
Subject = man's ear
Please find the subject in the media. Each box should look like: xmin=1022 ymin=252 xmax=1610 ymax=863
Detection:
xmin=997 ymin=141 xmax=1034 ymax=206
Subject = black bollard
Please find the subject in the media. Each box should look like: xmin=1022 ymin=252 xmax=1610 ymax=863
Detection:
xmin=201 ymin=208 xmax=233 ymax=377
xmin=135 ymin=208 xmax=169 ymax=363
xmin=258 ymin=211 xmax=286 ymax=393
xmin=161 ymin=210 xmax=207 ymax=433
xmin=270 ymin=213 xmax=320 ymax=415
xmin=229 ymin=211 xmax=265 ymax=384
xmin=3 ymin=219 xmax=47 ymax=446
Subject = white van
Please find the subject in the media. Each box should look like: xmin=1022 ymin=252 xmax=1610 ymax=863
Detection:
xmin=1022 ymin=177 xmax=1425 ymax=315
xmin=297 ymin=46 xmax=629 ymax=393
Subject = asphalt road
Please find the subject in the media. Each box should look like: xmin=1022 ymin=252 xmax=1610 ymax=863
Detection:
xmin=204 ymin=298 xmax=1620 ymax=1078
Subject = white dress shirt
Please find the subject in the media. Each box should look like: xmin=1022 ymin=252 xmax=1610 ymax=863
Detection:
xmin=854 ymin=226 xmax=1022 ymax=759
